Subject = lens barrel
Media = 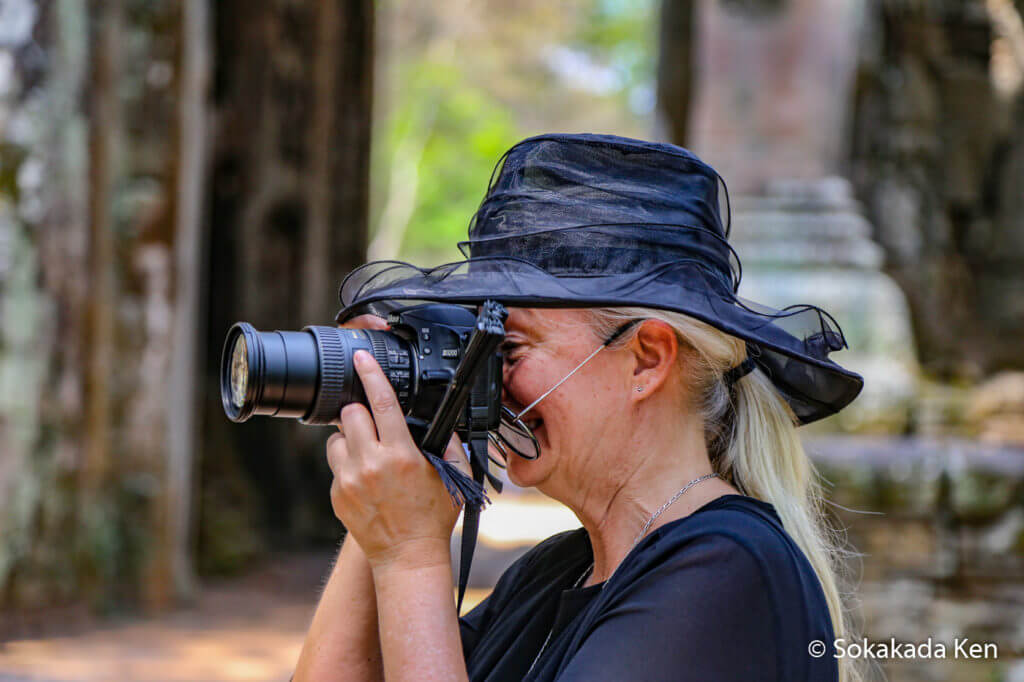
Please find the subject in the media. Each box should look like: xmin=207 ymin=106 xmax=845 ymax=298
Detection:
xmin=219 ymin=322 xmax=413 ymax=426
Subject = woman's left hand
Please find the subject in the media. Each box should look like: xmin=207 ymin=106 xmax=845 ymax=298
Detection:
xmin=327 ymin=350 xmax=468 ymax=571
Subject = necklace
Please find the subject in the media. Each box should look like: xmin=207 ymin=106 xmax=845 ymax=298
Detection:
xmin=524 ymin=472 xmax=720 ymax=676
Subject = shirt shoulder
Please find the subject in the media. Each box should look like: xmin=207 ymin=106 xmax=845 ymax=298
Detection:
xmin=550 ymin=496 xmax=838 ymax=682
xmin=641 ymin=495 xmax=804 ymax=573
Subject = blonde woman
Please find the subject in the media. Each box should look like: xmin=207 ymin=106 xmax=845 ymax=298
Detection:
xmin=294 ymin=134 xmax=864 ymax=682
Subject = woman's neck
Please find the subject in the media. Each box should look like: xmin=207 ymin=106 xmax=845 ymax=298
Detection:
xmin=561 ymin=414 xmax=738 ymax=586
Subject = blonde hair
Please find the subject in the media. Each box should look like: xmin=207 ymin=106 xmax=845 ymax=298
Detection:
xmin=589 ymin=307 xmax=863 ymax=682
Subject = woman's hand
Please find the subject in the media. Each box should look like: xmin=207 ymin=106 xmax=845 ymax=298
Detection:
xmin=327 ymin=337 xmax=468 ymax=572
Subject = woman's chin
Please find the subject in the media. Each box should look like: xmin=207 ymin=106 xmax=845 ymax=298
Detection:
xmin=506 ymin=445 xmax=549 ymax=489
xmin=505 ymin=457 xmax=529 ymax=488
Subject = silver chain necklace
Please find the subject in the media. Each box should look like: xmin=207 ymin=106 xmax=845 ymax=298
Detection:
xmin=525 ymin=472 xmax=720 ymax=677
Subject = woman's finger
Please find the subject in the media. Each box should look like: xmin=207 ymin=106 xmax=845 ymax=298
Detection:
xmin=352 ymin=350 xmax=412 ymax=447
xmin=338 ymin=314 xmax=389 ymax=331
xmin=339 ymin=402 xmax=378 ymax=457
xmin=325 ymin=430 xmax=350 ymax=474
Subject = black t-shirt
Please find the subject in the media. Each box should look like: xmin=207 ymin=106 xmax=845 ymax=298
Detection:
xmin=459 ymin=494 xmax=838 ymax=681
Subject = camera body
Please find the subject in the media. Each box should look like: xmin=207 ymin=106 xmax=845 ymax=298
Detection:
xmin=221 ymin=303 xmax=503 ymax=436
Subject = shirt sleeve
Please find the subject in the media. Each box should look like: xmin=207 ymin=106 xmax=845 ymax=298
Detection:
xmin=458 ymin=540 xmax=541 ymax=661
xmin=555 ymin=533 xmax=780 ymax=682
xmin=460 ymin=529 xmax=588 ymax=667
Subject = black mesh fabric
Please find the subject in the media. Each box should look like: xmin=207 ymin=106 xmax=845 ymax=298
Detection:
xmin=337 ymin=133 xmax=863 ymax=425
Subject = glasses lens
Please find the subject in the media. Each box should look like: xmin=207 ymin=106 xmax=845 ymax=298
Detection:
xmin=495 ymin=407 xmax=540 ymax=460
xmin=486 ymin=433 xmax=509 ymax=468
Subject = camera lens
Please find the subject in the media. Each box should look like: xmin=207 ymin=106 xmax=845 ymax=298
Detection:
xmin=219 ymin=322 xmax=414 ymax=425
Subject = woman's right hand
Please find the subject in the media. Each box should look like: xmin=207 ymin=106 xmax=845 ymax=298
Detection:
xmin=336 ymin=314 xmax=390 ymax=432
xmin=293 ymin=314 xmax=392 ymax=682
xmin=332 ymin=313 xmax=390 ymax=537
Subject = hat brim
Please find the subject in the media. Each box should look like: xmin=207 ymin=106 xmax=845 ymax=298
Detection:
xmin=335 ymin=257 xmax=864 ymax=425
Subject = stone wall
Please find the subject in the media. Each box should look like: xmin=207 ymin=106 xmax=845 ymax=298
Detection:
xmin=809 ymin=437 xmax=1024 ymax=682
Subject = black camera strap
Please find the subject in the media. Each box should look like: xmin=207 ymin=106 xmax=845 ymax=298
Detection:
xmin=456 ymin=428 xmax=492 ymax=615
xmin=414 ymin=301 xmax=508 ymax=615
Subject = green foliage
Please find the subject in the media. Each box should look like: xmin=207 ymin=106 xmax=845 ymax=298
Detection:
xmin=370 ymin=0 xmax=657 ymax=264
xmin=372 ymin=59 xmax=519 ymax=264
xmin=575 ymin=0 xmax=656 ymax=70
xmin=404 ymin=104 xmax=517 ymax=261
xmin=568 ymin=0 xmax=658 ymax=110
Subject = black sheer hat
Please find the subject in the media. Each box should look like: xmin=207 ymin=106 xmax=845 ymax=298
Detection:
xmin=336 ymin=133 xmax=863 ymax=424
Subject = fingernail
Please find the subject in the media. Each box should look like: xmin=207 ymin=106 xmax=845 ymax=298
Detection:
xmin=354 ymin=350 xmax=370 ymax=367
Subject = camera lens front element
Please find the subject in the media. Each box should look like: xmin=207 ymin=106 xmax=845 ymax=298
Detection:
xmin=229 ymin=334 xmax=248 ymax=409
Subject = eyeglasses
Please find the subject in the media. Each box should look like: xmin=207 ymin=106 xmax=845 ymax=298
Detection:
xmin=488 ymin=320 xmax=641 ymax=465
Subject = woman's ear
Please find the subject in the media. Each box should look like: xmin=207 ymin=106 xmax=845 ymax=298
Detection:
xmin=629 ymin=320 xmax=679 ymax=398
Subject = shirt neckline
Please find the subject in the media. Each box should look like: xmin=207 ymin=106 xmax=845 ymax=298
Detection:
xmin=566 ymin=493 xmax=779 ymax=593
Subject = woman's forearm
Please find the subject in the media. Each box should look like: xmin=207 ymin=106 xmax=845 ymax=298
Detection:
xmin=371 ymin=538 xmax=469 ymax=682
xmin=293 ymin=534 xmax=384 ymax=682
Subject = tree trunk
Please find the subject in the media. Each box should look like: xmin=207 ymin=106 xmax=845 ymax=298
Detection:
xmin=655 ymin=0 xmax=696 ymax=145
xmin=0 ymin=0 xmax=372 ymax=618
xmin=848 ymin=0 xmax=1024 ymax=378
xmin=199 ymin=0 xmax=374 ymax=572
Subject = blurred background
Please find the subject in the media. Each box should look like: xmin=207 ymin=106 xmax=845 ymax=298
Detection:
xmin=1 ymin=0 xmax=1023 ymax=680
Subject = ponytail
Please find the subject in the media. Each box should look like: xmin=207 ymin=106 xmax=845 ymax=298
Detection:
xmin=589 ymin=307 xmax=863 ymax=682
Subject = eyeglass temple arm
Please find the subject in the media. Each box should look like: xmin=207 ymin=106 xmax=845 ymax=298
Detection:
xmin=512 ymin=319 xmax=641 ymax=420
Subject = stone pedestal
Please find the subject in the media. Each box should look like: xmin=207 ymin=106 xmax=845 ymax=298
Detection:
xmin=690 ymin=0 xmax=863 ymax=193
xmin=686 ymin=0 xmax=919 ymax=432
xmin=730 ymin=178 xmax=919 ymax=433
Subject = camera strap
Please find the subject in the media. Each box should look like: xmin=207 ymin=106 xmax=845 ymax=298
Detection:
xmin=415 ymin=300 xmax=508 ymax=615
xmin=456 ymin=431 xmax=492 ymax=615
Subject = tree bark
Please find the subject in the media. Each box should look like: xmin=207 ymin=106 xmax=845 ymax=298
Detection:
xmin=160 ymin=0 xmax=212 ymax=607
xmin=848 ymin=0 xmax=1024 ymax=377
xmin=656 ymin=0 xmax=696 ymax=145
xmin=81 ymin=0 xmax=119 ymax=505
xmin=200 ymin=0 xmax=374 ymax=570
xmin=0 ymin=0 xmax=373 ymax=616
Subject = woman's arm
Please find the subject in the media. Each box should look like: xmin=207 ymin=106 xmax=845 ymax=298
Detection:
xmin=322 ymin=349 xmax=471 ymax=681
xmin=293 ymin=314 xmax=390 ymax=681
xmin=292 ymin=534 xmax=383 ymax=682
xmin=371 ymin=539 xmax=469 ymax=682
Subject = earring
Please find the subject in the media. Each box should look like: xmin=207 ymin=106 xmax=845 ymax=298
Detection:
xmin=635 ymin=386 xmax=644 ymax=392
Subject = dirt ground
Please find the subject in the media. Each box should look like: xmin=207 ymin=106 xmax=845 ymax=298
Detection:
xmin=0 ymin=552 xmax=489 ymax=682
xmin=0 ymin=494 xmax=566 ymax=682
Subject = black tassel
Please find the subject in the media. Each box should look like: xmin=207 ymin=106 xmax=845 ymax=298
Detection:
xmin=425 ymin=454 xmax=491 ymax=510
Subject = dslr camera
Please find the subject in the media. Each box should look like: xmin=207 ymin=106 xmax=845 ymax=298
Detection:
xmin=220 ymin=301 xmax=537 ymax=467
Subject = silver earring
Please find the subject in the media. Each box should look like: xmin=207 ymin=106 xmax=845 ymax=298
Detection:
xmin=635 ymin=386 xmax=644 ymax=392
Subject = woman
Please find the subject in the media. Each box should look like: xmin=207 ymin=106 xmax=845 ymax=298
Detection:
xmin=293 ymin=134 xmax=864 ymax=682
